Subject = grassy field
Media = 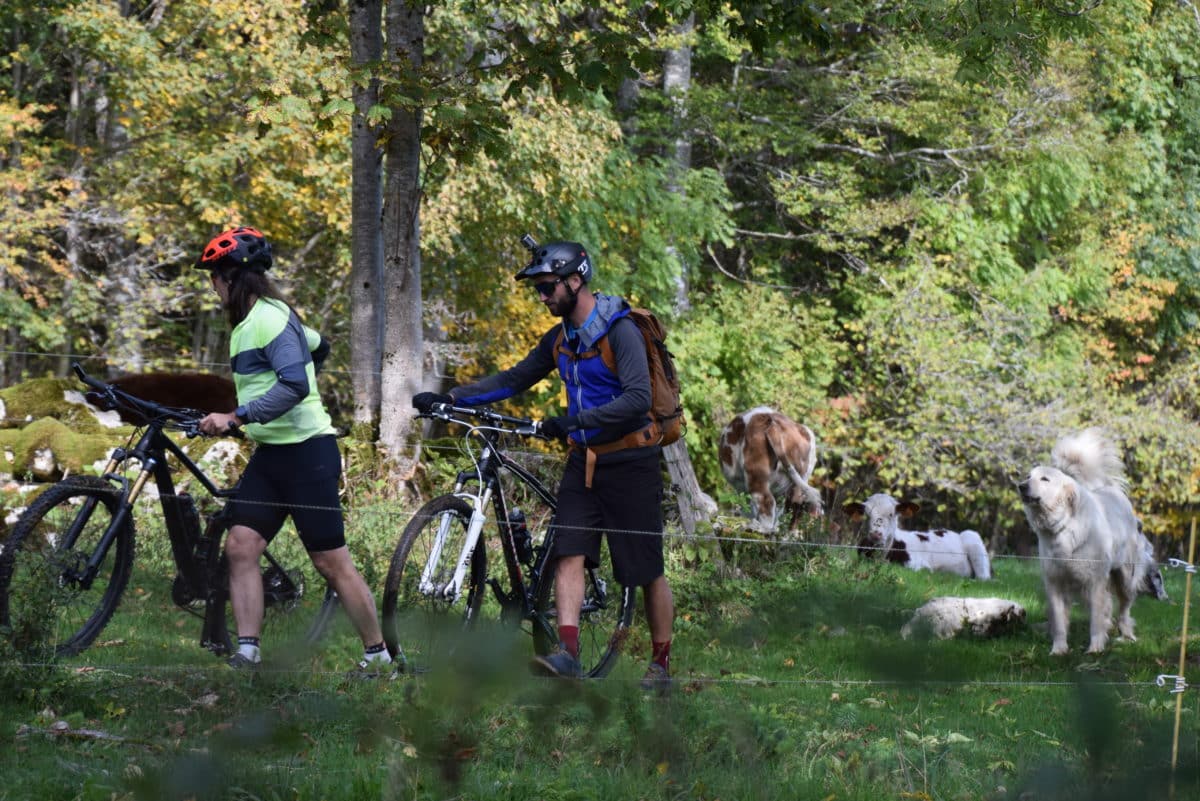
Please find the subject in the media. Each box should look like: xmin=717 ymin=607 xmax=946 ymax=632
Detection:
xmin=2 ymin=538 xmax=1198 ymax=801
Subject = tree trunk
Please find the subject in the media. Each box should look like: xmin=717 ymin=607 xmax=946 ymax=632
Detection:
xmin=663 ymin=438 xmax=717 ymax=536
xmin=376 ymin=0 xmax=424 ymax=476
xmin=349 ymin=0 xmax=384 ymax=432
xmin=60 ymin=54 xmax=87 ymax=378
xmin=659 ymin=14 xmax=716 ymax=536
xmin=663 ymin=13 xmax=694 ymax=315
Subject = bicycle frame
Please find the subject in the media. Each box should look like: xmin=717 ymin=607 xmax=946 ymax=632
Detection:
xmin=67 ymin=366 xmax=234 ymax=593
xmin=414 ymin=404 xmax=630 ymax=652
xmin=387 ymin=402 xmax=636 ymax=677
xmin=428 ymin=417 xmax=557 ymax=614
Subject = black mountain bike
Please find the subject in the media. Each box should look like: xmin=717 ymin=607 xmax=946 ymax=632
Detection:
xmin=0 ymin=364 xmax=338 ymax=659
xmin=382 ymin=403 xmax=636 ymax=678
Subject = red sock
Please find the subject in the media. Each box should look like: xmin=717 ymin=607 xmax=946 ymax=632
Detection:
xmin=651 ymin=640 xmax=671 ymax=671
xmin=560 ymin=625 xmax=580 ymax=658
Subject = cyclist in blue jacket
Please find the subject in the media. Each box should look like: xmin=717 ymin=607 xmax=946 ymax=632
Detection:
xmin=195 ymin=226 xmax=391 ymax=675
xmin=413 ymin=239 xmax=675 ymax=691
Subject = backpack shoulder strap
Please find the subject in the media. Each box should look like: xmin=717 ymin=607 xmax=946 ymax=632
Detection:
xmin=594 ymin=313 xmax=646 ymax=374
xmin=555 ymin=327 xmax=606 ymax=364
xmin=596 ymin=335 xmax=617 ymax=373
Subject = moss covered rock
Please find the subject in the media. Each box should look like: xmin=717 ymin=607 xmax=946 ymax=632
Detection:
xmin=0 ymin=417 xmax=117 ymax=480
xmin=0 ymin=377 xmax=113 ymax=434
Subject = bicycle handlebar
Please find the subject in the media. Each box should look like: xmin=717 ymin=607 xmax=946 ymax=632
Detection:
xmin=72 ymin=363 xmax=243 ymax=439
xmin=420 ymin=402 xmax=548 ymax=439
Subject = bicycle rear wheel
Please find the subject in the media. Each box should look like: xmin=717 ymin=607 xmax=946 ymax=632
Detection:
xmin=0 ymin=476 xmax=134 ymax=658
xmin=534 ymin=547 xmax=636 ymax=678
xmin=203 ymin=516 xmax=338 ymax=659
xmin=382 ymin=494 xmax=486 ymax=672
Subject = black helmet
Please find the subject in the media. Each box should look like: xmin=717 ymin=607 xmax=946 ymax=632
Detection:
xmin=514 ymin=240 xmax=593 ymax=283
xmin=195 ymin=226 xmax=273 ymax=273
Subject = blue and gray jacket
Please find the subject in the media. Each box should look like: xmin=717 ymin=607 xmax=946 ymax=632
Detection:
xmin=450 ymin=293 xmax=652 ymax=449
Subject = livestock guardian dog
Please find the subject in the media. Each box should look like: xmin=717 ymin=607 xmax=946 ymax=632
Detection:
xmin=1018 ymin=428 xmax=1146 ymax=656
xmin=844 ymin=494 xmax=992 ymax=579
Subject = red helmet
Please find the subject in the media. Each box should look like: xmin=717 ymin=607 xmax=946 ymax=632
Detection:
xmin=195 ymin=226 xmax=273 ymax=273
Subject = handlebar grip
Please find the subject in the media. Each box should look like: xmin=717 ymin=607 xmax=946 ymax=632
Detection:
xmin=71 ymin=362 xmax=108 ymax=392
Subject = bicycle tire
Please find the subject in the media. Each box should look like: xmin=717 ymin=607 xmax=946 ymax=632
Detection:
xmin=0 ymin=476 xmax=134 ymax=658
xmin=204 ymin=515 xmax=338 ymax=658
xmin=382 ymin=494 xmax=487 ymax=672
xmin=533 ymin=549 xmax=636 ymax=678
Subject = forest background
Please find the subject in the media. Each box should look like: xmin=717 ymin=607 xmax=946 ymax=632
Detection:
xmin=3 ymin=0 xmax=1200 ymax=551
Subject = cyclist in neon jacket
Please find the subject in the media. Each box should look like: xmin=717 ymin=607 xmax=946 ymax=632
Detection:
xmin=196 ymin=226 xmax=391 ymax=674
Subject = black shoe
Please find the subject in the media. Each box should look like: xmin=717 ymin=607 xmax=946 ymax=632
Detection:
xmin=639 ymin=662 xmax=671 ymax=694
xmin=531 ymin=645 xmax=582 ymax=679
xmin=227 ymin=652 xmax=260 ymax=671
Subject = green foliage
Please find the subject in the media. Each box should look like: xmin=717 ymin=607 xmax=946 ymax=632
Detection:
xmin=1 ymin=552 xmax=1195 ymax=800
xmin=422 ymin=89 xmax=733 ymax=396
xmin=671 ymin=283 xmax=844 ymax=488
xmin=4 ymin=0 xmax=1200 ymax=549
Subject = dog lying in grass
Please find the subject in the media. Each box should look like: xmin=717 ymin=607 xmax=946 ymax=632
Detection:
xmin=1017 ymin=428 xmax=1145 ymax=656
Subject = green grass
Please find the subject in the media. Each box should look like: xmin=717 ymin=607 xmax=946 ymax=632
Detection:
xmin=2 ymin=541 xmax=1198 ymax=801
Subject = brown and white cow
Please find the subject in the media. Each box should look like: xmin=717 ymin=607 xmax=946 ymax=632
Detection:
xmin=718 ymin=407 xmax=823 ymax=535
xmin=844 ymin=493 xmax=992 ymax=579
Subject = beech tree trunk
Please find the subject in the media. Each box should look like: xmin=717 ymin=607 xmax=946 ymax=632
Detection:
xmin=349 ymin=0 xmax=385 ymax=431
xmin=375 ymin=0 xmax=425 ymax=475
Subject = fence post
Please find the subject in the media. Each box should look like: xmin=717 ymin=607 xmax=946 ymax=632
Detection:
xmin=1169 ymin=516 xmax=1197 ymax=800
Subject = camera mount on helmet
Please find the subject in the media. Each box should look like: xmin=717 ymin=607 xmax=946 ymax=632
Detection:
xmin=514 ymin=234 xmax=593 ymax=283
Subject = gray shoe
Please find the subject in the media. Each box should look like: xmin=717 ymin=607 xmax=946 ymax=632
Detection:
xmin=639 ymin=662 xmax=671 ymax=694
xmin=348 ymin=657 xmax=401 ymax=681
xmin=531 ymin=644 xmax=582 ymax=679
xmin=227 ymin=652 xmax=260 ymax=671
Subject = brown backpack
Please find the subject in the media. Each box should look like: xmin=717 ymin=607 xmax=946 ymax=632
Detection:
xmin=554 ymin=308 xmax=685 ymax=484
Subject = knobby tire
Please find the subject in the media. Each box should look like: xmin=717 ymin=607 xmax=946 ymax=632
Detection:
xmin=382 ymin=494 xmax=487 ymax=671
xmin=533 ymin=551 xmax=635 ymax=678
xmin=0 ymin=476 xmax=134 ymax=658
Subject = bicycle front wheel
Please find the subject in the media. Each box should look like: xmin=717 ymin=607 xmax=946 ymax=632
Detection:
xmin=204 ymin=516 xmax=338 ymax=659
xmin=382 ymin=494 xmax=486 ymax=672
xmin=534 ymin=549 xmax=636 ymax=679
xmin=0 ymin=476 xmax=134 ymax=658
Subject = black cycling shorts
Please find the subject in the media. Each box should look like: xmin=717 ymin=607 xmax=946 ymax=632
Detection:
xmin=551 ymin=447 xmax=664 ymax=588
xmin=226 ymin=434 xmax=346 ymax=552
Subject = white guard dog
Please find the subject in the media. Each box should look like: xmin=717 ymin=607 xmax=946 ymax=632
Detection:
xmin=1017 ymin=428 xmax=1146 ymax=656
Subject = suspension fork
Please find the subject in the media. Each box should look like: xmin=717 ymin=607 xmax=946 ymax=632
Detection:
xmin=66 ymin=456 xmax=157 ymax=590
xmin=418 ymin=485 xmax=493 ymax=602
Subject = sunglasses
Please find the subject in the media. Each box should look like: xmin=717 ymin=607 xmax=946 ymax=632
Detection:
xmin=533 ymin=278 xmax=563 ymax=297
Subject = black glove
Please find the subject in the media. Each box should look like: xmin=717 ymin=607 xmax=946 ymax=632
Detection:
xmin=540 ymin=415 xmax=578 ymax=441
xmin=412 ymin=391 xmax=453 ymax=413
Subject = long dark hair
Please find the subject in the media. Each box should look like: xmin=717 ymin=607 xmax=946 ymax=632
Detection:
xmin=217 ymin=267 xmax=288 ymax=327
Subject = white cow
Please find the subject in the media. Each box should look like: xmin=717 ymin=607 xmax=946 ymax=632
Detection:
xmin=844 ymin=493 xmax=992 ymax=579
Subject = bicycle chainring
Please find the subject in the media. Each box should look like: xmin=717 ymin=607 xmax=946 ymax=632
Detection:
xmin=171 ymin=573 xmax=199 ymax=607
xmin=261 ymin=565 xmax=304 ymax=610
